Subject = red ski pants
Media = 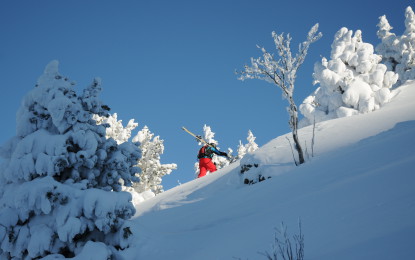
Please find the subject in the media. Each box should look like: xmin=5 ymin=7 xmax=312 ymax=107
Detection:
xmin=198 ymin=158 xmax=217 ymax=178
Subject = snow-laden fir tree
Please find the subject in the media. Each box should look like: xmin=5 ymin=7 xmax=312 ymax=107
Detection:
xmin=92 ymin=113 xmax=149 ymax=205
xmin=194 ymin=125 xmax=232 ymax=177
xmin=93 ymin=114 xmax=176 ymax=204
xmin=202 ymin=125 xmax=217 ymax=146
xmin=0 ymin=61 xmax=141 ymax=259
xmin=299 ymin=27 xmax=399 ymax=126
xmin=132 ymin=126 xmax=177 ymax=195
xmin=236 ymin=130 xmax=259 ymax=160
xmin=236 ymin=140 xmax=247 ymax=160
xmin=93 ymin=113 xmax=138 ymax=145
xmin=238 ymin=24 xmax=322 ymax=165
xmin=376 ymin=6 xmax=415 ymax=85
xmin=245 ymin=130 xmax=259 ymax=154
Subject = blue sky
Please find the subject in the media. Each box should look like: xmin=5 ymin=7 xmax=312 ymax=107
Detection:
xmin=0 ymin=0 xmax=411 ymax=190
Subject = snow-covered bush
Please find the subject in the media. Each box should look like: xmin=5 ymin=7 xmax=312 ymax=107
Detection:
xmin=237 ymin=130 xmax=263 ymax=184
xmin=132 ymin=126 xmax=177 ymax=195
xmin=300 ymin=27 xmax=398 ymax=126
xmin=0 ymin=61 xmax=141 ymax=259
xmin=376 ymin=6 xmax=415 ymax=85
xmin=240 ymin=163 xmax=265 ymax=185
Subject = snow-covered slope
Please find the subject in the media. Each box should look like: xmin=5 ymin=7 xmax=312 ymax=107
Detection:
xmin=119 ymin=81 xmax=415 ymax=260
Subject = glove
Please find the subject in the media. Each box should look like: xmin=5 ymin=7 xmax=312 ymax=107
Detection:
xmin=220 ymin=152 xmax=228 ymax=157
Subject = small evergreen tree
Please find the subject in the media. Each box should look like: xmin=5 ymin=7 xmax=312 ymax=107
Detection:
xmin=245 ymin=130 xmax=259 ymax=154
xmin=236 ymin=130 xmax=259 ymax=160
xmin=376 ymin=6 xmax=415 ymax=85
xmin=93 ymin=115 xmax=176 ymax=200
xmin=300 ymin=27 xmax=398 ymax=126
xmin=236 ymin=140 xmax=247 ymax=160
xmin=0 ymin=61 xmax=140 ymax=259
xmin=132 ymin=126 xmax=177 ymax=195
xmin=93 ymin=113 xmax=138 ymax=144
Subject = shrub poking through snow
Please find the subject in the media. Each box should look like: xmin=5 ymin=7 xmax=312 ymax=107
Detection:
xmin=240 ymin=163 xmax=266 ymax=185
xmin=260 ymin=221 xmax=304 ymax=260
xmin=300 ymin=27 xmax=398 ymax=126
xmin=0 ymin=61 xmax=141 ymax=259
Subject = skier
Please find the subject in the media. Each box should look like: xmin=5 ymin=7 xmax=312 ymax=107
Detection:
xmin=197 ymin=143 xmax=228 ymax=178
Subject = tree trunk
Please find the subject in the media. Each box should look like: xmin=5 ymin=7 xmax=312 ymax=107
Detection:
xmin=292 ymin=129 xmax=305 ymax=164
xmin=289 ymin=97 xmax=305 ymax=165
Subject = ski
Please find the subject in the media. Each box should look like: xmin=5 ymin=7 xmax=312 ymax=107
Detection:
xmin=181 ymin=126 xmax=214 ymax=147
xmin=182 ymin=126 xmax=237 ymax=162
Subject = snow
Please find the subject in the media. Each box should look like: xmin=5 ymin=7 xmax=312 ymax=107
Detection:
xmin=41 ymin=241 xmax=112 ymax=260
xmin=0 ymin=18 xmax=414 ymax=258
xmin=112 ymin=81 xmax=415 ymax=260
xmin=2 ymin=77 xmax=413 ymax=260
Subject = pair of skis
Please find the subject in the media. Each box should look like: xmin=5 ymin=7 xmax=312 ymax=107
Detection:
xmin=182 ymin=126 xmax=236 ymax=162
xmin=181 ymin=127 xmax=214 ymax=147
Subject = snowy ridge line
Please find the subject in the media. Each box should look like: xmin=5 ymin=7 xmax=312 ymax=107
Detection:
xmin=120 ymin=83 xmax=415 ymax=260
xmin=134 ymin=81 xmax=415 ymax=217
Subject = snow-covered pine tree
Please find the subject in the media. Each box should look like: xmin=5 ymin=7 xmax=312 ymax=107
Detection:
xmin=238 ymin=130 xmax=262 ymax=184
xmin=299 ymin=27 xmax=399 ymax=126
xmin=236 ymin=130 xmax=259 ymax=160
xmin=132 ymin=126 xmax=177 ymax=195
xmin=93 ymin=114 xmax=176 ymax=203
xmin=92 ymin=113 xmax=148 ymax=205
xmin=376 ymin=6 xmax=415 ymax=85
xmin=202 ymin=125 xmax=217 ymax=146
xmin=238 ymin=24 xmax=322 ymax=165
xmin=0 ymin=61 xmax=141 ymax=259
xmin=93 ymin=113 xmax=138 ymax=145
xmin=245 ymin=130 xmax=259 ymax=154
xmin=236 ymin=140 xmax=247 ymax=160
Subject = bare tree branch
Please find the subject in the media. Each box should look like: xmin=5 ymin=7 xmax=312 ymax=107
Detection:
xmin=237 ymin=24 xmax=322 ymax=165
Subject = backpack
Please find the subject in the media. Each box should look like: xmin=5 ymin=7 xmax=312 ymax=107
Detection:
xmin=198 ymin=145 xmax=213 ymax=159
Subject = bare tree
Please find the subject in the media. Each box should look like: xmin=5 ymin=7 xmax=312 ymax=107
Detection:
xmin=238 ymin=24 xmax=322 ymax=165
